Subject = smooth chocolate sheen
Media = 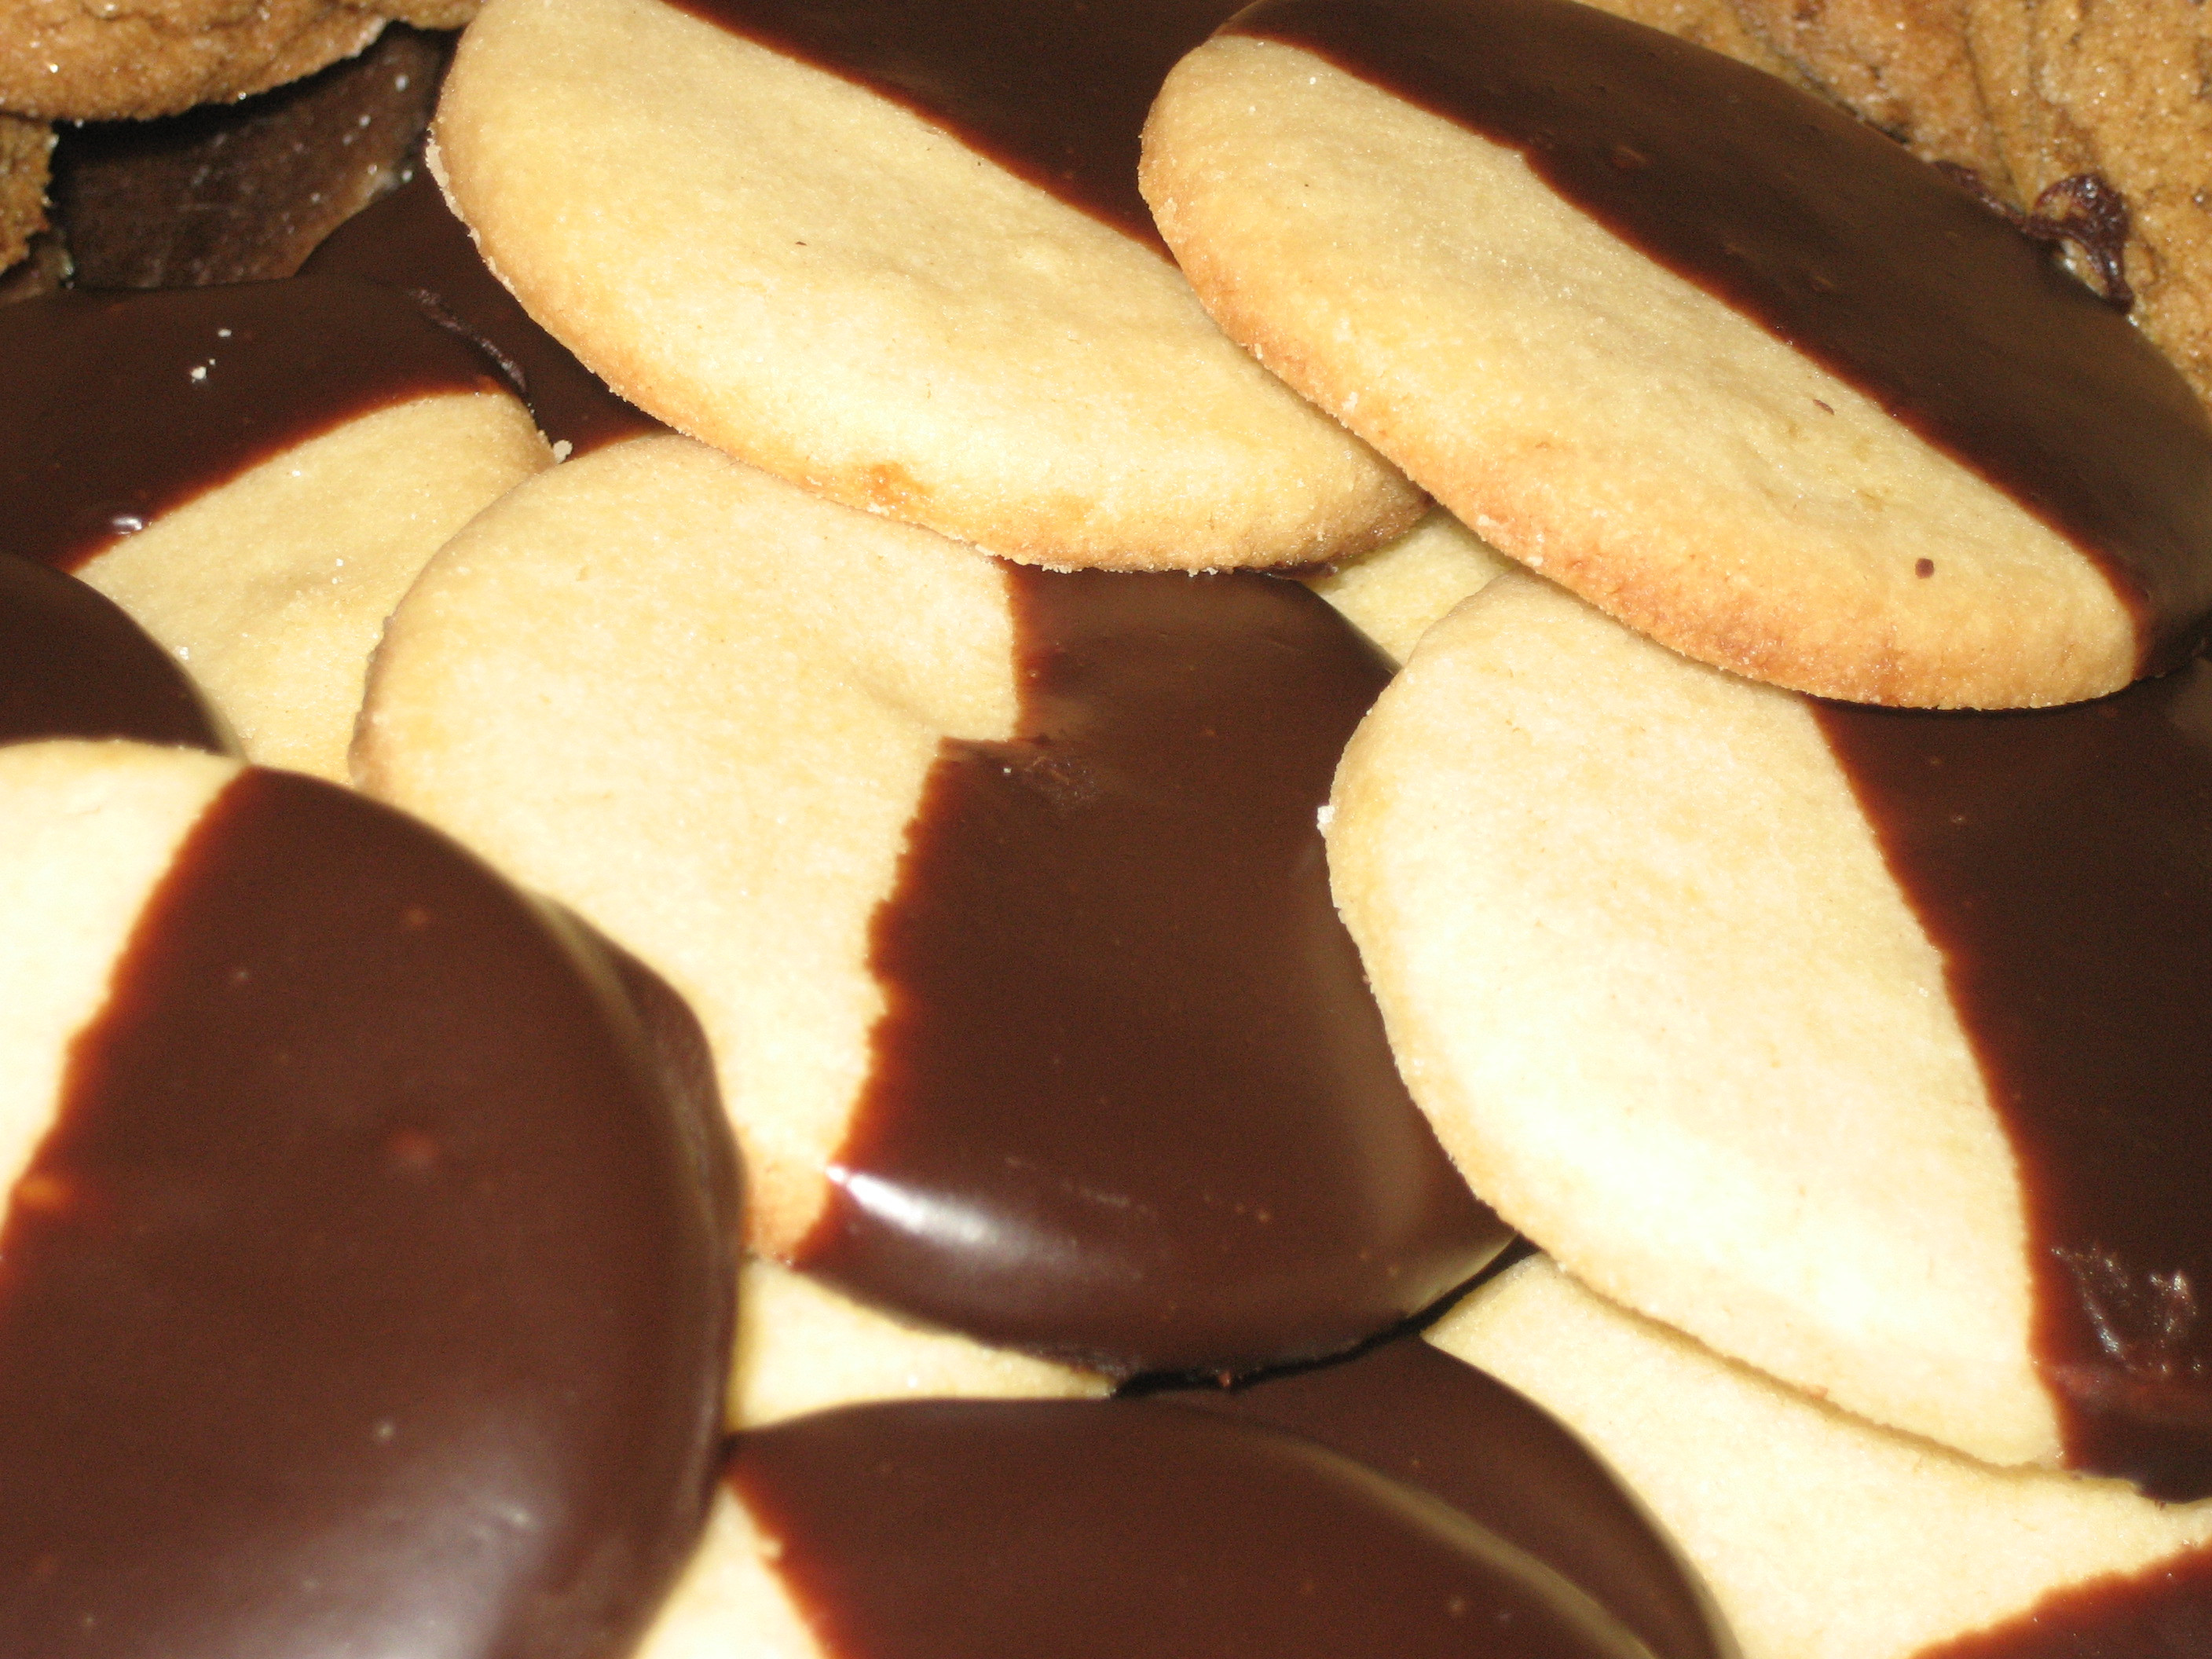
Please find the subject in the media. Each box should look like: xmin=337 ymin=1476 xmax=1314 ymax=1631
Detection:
xmin=0 ymin=276 xmax=508 ymax=571
xmin=1813 ymin=662 xmax=2212 ymax=1498
xmin=662 ymin=0 xmax=1246 ymax=251
xmin=1183 ymin=1335 xmax=1737 ymax=1659
xmin=1230 ymin=0 xmax=2212 ymax=675
xmin=302 ymin=172 xmax=664 ymax=455
xmin=0 ymin=555 xmax=229 ymax=750
xmin=1914 ymin=1544 xmax=2212 ymax=1659
xmin=730 ymin=1397 xmax=1652 ymax=1659
xmin=797 ymin=568 xmax=1505 ymax=1377
xmin=0 ymin=767 xmax=736 ymax=1658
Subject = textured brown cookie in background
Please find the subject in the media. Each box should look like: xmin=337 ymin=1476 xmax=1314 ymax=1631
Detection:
xmin=1726 ymin=0 xmax=2012 ymax=181
xmin=1581 ymin=0 xmax=1807 ymax=85
xmin=47 ymin=26 xmax=447 ymax=289
xmin=0 ymin=112 xmax=51 ymax=273
xmin=0 ymin=0 xmax=471 ymax=123
xmin=1966 ymin=0 xmax=2212 ymax=411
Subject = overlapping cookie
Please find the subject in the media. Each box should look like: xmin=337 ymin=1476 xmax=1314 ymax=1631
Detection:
xmin=0 ymin=739 xmax=734 ymax=1657
xmin=1328 ymin=569 xmax=2212 ymax=1494
xmin=1 ymin=275 xmax=548 ymax=779
xmin=357 ymin=434 xmax=1502 ymax=1378
xmin=428 ymin=0 xmax=1423 ymax=571
xmin=1438 ymin=1256 xmax=2212 ymax=1659
xmin=1141 ymin=0 xmax=2212 ymax=707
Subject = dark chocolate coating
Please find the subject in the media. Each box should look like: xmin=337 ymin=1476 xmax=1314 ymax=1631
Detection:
xmin=731 ymin=1395 xmax=1653 ymax=1659
xmin=0 ymin=555 xmax=228 ymax=751
xmin=1229 ymin=0 xmax=2212 ymax=677
xmin=1185 ymin=1334 xmax=1738 ymax=1659
xmin=1914 ymin=1544 xmax=2212 ymax=1659
xmin=797 ymin=568 xmax=1505 ymax=1377
xmin=0 ymin=767 xmax=737 ymax=1658
xmin=0 ymin=276 xmax=507 ymax=571
xmin=302 ymin=172 xmax=664 ymax=456
xmin=661 ymin=0 xmax=1247 ymax=251
xmin=1814 ymin=661 xmax=2212 ymax=1497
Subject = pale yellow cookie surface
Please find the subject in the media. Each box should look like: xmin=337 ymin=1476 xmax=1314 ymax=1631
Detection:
xmin=1302 ymin=507 xmax=1513 ymax=665
xmin=78 ymin=388 xmax=547 ymax=783
xmin=1436 ymin=1258 xmax=2212 ymax=1659
xmin=1328 ymin=574 xmax=2056 ymax=1467
xmin=1141 ymin=31 xmax=2140 ymax=708
xmin=430 ymin=0 xmax=1422 ymax=572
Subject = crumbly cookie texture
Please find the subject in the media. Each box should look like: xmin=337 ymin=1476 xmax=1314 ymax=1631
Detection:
xmin=0 ymin=0 xmax=473 ymax=122
xmin=430 ymin=0 xmax=1423 ymax=572
xmin=356 ymin=434 xmax=1022 ymax=1252
xmin=1435 ymin=1258 xmax=2212 ymax=1659
xmin=1327 ymin=574 xmax=2057 ymax=1470
xmin=0 ymin=112 xmax=51 ymax=272
xmin=1141 ymin=34 xmax=2138 ymax=709
xmin=78 ymin=389 xmax=548 ymax=783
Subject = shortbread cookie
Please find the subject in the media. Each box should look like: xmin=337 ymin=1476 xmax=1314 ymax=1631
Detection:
xmin=1438 ymin=1257 xmax=2212 ymax=1659
xmin=358 ymin=434 xmax=1500 ymax=1379
xmin=49 ymin=24 xmax=447 ymax=289
xmin=2 ymin=277 xmax=547 ymax=779
xmin=1301 ymin=508 xmax=1513 ymax=665
xmin=0 ymin=112 xmax=49 ymax=274
xmin=642 ymin=1391 xmax=1657 ymax=1659
xmin=1141 ymin=0 xmax=2212 ymax=706
xmin=0 ymin=0 xmax=472 ymax=122
xmin=429 ymin=0 xmax=1423 ymax=571
xmin=1328 ymin=571 xmax=2212 ymax=1492
xmin=0 ymin=741 xmax=734 ymax=1657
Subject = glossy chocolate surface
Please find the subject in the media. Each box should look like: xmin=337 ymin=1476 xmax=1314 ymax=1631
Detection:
xmin=662 ymin=0 xmax=1245 ymax=251
xmin=1231 ymin=0 xmax=2212 ymax=675
xmin=797 ymin=568 xmax=1504 ymax=1377
xmin=0 ymin=767 xmax=736 ymax=1658
xmin=731 ymin=1395 xmax=1650 ymax=1659
xmin=1187 ymin=1334 xmax=1736 ymax=1659
xmin=0 ymin=556 xmax=228 ymax=750
xmin=1915 ymin=1544 xmax=2212 ymax=1658
xmin=303 ymin=172 xmax=663 ymax=455
xmin=0 ymin=276 xmax=507 ymax=571
xmin=1814 ymin=662 xmax=2212 ymax=1497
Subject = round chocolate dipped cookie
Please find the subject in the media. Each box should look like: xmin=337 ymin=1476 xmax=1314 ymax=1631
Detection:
xmin=0 ymin=740 xmax=735 ymax=1658
xmin=1 ymin=275 xmax=549 ymax=781
xmin=1437 ymin=1256 xmax=2212 ymax=1659
xmin=1140 ymin=0 xmax=2212 ymax=708
xmin=357 ymin=434 xmax=1503 ymax=1379
xmin=428 ymin=0 xmax=1423 ymax=572
xmin=1328 ymin=569 xmax=2212 ymax=1493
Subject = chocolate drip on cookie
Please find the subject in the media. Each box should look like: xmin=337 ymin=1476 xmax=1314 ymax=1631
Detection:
xmin=0 ymin=557 xmax=228 ymax=750
xmin=660 ymin=0 xmax=1245 ymax=251
xmin=1228 ymin=0 xmax=2212 ymax=677
xmin=0 ymin=276 xmax=509 ymax=571
xmin=1912 ymin=1544 xmax=2212 ymax=1658
xmin=303 ymin=173 xmax=665 ymax=455
xmin=0 ymin=768 xmax=735 ymax=1658
xmin=1812 ymin=664 xmax=2212 ymax=1498
xmin=1181 ymin=1335 xmax=1737 ymax=1659
xmin=797 ymin=568 xmax=1504 ymax=1377
xmin=729 ymin=1395 xmax=1652 ymax=1659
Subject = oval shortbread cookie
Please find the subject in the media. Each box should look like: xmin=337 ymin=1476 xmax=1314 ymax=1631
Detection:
xmin=1436 ymin=1258 xmax=2212 ymax=1659
xmin=1141 ymin=0 xmax=2212 ymax=707
xmin=357 ymin=434 xmax=1500 ymax=1379
xmin=0 ymin=741 xmax=734 ymax=1657
xmin=1329 ymin=572 xmax=2212 ymax=1492
xmin=430 ymin=0 xmax=1423 ymax=571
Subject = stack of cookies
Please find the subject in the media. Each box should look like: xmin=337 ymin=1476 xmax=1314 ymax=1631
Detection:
xmin=5 ymin=0 xmax=2212 ymax=1655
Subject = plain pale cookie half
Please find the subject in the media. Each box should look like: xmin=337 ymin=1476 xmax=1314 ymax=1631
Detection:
xmin=1435 ymin=1258 xmax=2212 ymax=1659
xmin=430 ymin=0 xmax=1423 ymax=572
xmin=1141 ymin=24 xmax=2174 ymax=708
xmin=1327 ymin=573 xmax=2056 ymax=1468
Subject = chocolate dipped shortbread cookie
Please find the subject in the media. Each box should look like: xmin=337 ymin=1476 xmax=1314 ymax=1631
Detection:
xmin=428 ymin=0 xmax=1423 ymax=571
xmin=1141 ymin=0 xmax=2212 ymax=707
xmin=1328 ymin=570 xmax=2212 ymax=1493
xmin=357 ymin=434 xmax=1503 ymax=1379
